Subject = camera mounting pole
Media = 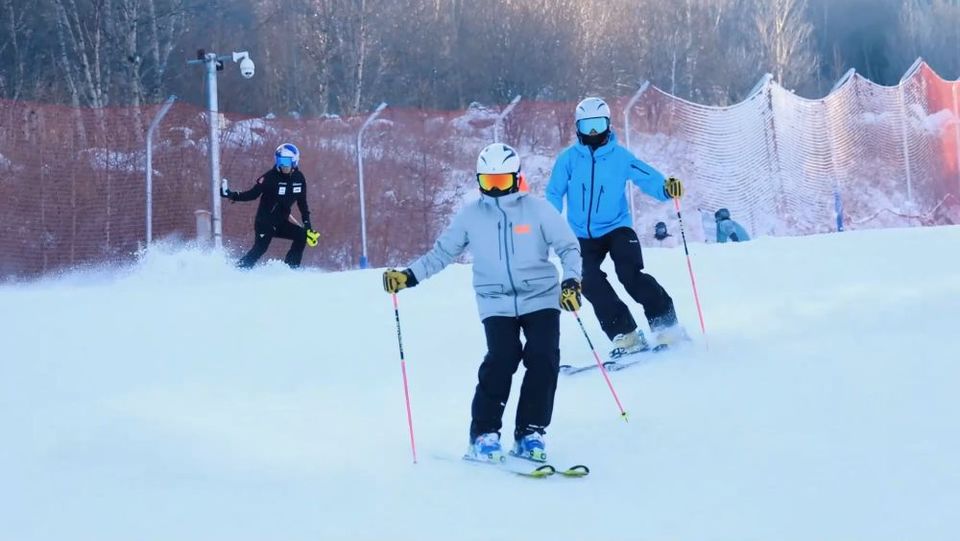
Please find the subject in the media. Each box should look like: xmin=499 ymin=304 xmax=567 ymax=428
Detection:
xmin=187 ymin=49 xmax=255 ymax=250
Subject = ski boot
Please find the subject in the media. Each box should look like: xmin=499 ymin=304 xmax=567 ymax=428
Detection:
xmin=654 ymin=325 xmax=691 ymax=348
xmin=468 ymin=432 xmax=504 ymax=463
xmin=512 ymin=432 xmax=547 ymax=463
xmin=609 ymin=329 xmax=650 ymax=359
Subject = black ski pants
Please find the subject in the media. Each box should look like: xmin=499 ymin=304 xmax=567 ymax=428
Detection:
xmin=579 ymin=226 xmax=676 ymax=340
xmin=238 ymin=220 xmax=307 ymax=269
xmin=470 ymin=309 xmax=560 ymax=443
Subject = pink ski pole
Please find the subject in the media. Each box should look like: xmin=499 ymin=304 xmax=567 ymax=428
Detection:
xmin=572 ymin=310 xmax=629 ymax=422
xmin=673 ymin=196 xmax=708 ymax=341
xmin=391 ymin=292 xmax=418 ymax=463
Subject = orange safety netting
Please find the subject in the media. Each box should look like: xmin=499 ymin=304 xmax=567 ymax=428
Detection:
xmin=1 ymin=60 xmax=958 ymax=279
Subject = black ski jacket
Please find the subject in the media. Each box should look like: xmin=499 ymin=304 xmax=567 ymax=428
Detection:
xmin=234 ymin=168 xmax=312 ymax=230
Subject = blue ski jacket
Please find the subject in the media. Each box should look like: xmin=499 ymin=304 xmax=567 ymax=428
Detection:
xmin=546 ymin=131 xmax=668 ymax=238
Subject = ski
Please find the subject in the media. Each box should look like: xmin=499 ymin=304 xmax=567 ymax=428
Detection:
xmin=560 ymin=344 xmax=669 ymax=375
xmin=515 ymin=463 xmax=559 ymax=478
xmin=507 ymin=451 xmax=590 ymax=478
xmin=460 ymin=454 xmax=590 ymax=478
xmin=461 ymin=454 xmax=552 ymax=477
xmin=556 ymin=464 xmax=590 ymax=478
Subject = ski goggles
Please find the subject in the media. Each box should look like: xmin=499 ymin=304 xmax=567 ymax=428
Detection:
xmin=276 ymin=156 xmax=295 ymax=168
xmin=576 ymin=117 xmax=609 ymax=135
xmin=477 ymin=172 xmax=518 ymax=192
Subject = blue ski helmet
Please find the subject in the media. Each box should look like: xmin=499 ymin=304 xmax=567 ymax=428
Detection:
xmin=275 ymin=143 xmax=300 ymax=170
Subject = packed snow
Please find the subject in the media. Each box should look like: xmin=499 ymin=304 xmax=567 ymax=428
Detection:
xmin=2 ymin=225 xmax=959 ymax=541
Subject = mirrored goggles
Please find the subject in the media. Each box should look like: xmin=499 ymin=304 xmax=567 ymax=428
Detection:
xmin=276 ymin=156 xmax=295 ymax=168
xmin=477 ymin=173 xmax=517 ymax=192
xmin=576 ymin=117 xmax=609 ymax=135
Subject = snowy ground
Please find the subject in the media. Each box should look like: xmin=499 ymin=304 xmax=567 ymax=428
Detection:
xmin=2 ymin=226 xmax=959 ymax=541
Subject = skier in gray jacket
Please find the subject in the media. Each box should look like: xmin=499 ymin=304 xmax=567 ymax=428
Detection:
xmin=383 ymin=143 xmax=582 ymax=464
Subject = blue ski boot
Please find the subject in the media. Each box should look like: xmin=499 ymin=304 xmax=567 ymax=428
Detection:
xmin=512 ymin=432 xmax=547 ymax=462
xmin=468 ymin=432 xmax=504 ymax=463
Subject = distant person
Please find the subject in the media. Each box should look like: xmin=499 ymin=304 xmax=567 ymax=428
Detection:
xmin=714 ymin=208 xmax=750 ymax=243
xmin=546 ymin=97 xmax=688 ymax=359
xmin=700 ymin=208 xmax=718 ymax=243
xmin=654 ymin=221 xmax=671 ymax=244
xmin=221 ymin=143 xmax=320 ymax=268
xmin=382 ymin=143 xmax=582 ymax=464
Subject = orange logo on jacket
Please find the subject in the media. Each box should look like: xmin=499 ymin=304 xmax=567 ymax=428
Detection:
xmin=514 ymin=224 xmax=531 ymax=234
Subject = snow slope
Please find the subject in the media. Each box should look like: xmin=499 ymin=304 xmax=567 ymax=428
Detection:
xmin=2 ymin=226 xmax=959 ymax=541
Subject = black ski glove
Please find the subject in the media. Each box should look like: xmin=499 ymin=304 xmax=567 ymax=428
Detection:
xmin=221 ymin=189 xmax=239 ymax=201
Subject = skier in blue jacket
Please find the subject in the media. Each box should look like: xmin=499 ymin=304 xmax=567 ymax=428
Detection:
xmin=547 ymin=97 xmax=688 ymax=358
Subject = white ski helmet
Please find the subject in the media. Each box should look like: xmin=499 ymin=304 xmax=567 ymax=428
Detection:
xmin=476 ymin=143 xmax=522 ymax=196
xmin=274 ymin=143 xmax=300 ymax=169
xmin=575 ymin=97 xmax=611 ymax=122
xmin=476 ymin=143 xmax=521 ymax=175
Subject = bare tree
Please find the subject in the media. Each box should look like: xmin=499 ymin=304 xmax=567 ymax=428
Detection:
xmin=0 ymin=0 xmax=29 ymax=99
xmin=891 ymin=0 xmax=960 ymax=79
xmin=53 ymin=0 xmax=110 ymax=108
xmin=141 ymin=0 xmax=188 ymax=102
xmin=751 ymin=0 xmax=820 ymax=90
xmin=3 ymin=0 xmax=959 ymax=113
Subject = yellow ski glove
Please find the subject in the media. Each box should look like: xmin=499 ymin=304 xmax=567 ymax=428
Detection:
xmin=664 ymin=176 xmax=685 ymax=199
xmin=559 ymin=279 xmax=582 ymax=312
xmin=383 ymin=268 xmax=418 ymax=293
xmin=305 ymin=229 xmax=320 ymax=247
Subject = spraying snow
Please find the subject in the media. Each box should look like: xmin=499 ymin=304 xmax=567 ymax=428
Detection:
xmin=2 ymin=226 xmax=959 ymax=541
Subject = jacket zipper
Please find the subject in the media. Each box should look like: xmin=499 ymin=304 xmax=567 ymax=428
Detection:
xmin=581 ymin=185 xmax=586 ymax=212
xmin=495 ymin=199 xmax=520 ymax=316
xmin=587 ymin=150 xmax=597 ymax=238
xmin=509 ymin=222 xmax=516 ymax=255
xmin=596 ymin=186 xmax=605 ymax=213
xmin=497 ymin=222 xmax=503 ymax=260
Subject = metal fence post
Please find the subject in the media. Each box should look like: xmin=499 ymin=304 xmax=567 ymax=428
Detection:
xmin=623 ymin=82 xmax=650 ymax=226
xmin=145 ymin=95 xmax=176 ymax=247
xmin=953 ymin=77 xmax=960 ymax=197
xmin=357 ymin=102 xmax=387 ymax=269
xmin=898 ymin=58 xmax=924 ymax=205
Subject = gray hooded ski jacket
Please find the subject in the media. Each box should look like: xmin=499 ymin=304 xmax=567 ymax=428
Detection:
xmin=408 ymin=191 xmax=582 ymax=321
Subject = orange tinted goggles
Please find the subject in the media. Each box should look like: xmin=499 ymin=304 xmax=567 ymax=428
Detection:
xmin=477 ymin=173 xmax=517 ymax=191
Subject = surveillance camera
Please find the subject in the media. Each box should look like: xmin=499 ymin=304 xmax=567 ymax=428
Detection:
xmin=239 ymin=57 xmax=255 ymax=79
xmin=232 ymin=51 xmax=255 ymax=79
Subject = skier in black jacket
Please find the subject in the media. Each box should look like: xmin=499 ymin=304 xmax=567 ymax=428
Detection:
xmin=221 ymin=143 xmax=319 ymax=268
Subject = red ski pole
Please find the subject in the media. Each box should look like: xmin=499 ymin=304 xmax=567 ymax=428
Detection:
xmin=571 ymin=310 xmax=629 ymax=422
xmin=391 ymin=292 xmax=418 ymax=463
xmin=673 ymin=196 xmax=708 ymax=342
